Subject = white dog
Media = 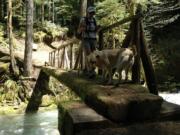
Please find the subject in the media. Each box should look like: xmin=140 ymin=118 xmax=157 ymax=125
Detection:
xmin=87 ymin=47 xmax=136 ymax=84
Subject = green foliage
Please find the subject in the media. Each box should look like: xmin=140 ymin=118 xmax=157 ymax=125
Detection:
xmin=154 ymin=37 xmax=180 ymax=83
xmin=0 ymin=79 xmax=19 ymax=103
xmin=49 ymin=77 xmax=79 ymax=103
xmin=4 ymin=80 xmax=18 ymax=92
xmin=96 ymin=0 xmax=128 ymax=25
xmin=57 ymin=0 xmax=80 ymax=20
xmin=42 ymin=21 xmax=68 ymax=41
xmin=34 ymin=31 xmax=46 ymax=43
xmin=95 ymin=0 xmax=129 ymax=48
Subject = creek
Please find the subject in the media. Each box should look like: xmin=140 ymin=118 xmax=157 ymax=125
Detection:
xmin=0 ymin=110 xmax=60 ymax=135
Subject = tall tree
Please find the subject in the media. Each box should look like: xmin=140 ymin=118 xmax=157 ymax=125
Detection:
xmin=52 ymin=0 xmax=54 ymax=23
xmin=41 ymin=0 xmax=44 ymax=23
xmin=24 ymin=0 xmax=33 ymax=76
xmin=87 ymin=0 xmax=94 ymax=7
xmin=48 ymin=0 xmax=51 ymax=21
xmin=8 ymin=0 xmax=16 ymax=74
xmin=0 ymin=0 xmax=4 ymax=20
xmin=80 ymin=0 xmax=87 ymax=17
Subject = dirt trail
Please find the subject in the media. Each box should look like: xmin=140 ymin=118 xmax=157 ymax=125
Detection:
xmin=14 ymin=39 xmax=54 ymax=66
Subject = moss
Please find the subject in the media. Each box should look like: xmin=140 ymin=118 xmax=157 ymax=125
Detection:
xmin=58 ymin=100 xmax=82 ymax=130
xmin=0 ymin=106 xmax=17 ymax=115
xmin=41 ymin=95 xmax=54 ymax=107
xmin=0 ymin=63 xmax=10 ymax=73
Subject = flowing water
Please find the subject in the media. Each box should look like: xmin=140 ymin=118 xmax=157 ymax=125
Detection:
xmin=0 ymin=110 xmax=60 ymax=135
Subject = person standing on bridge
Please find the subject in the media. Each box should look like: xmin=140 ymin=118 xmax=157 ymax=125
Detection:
xmin=77 ymin=6 xmax=101 ymax=78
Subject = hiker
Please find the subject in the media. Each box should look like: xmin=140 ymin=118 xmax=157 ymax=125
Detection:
xmin=77 ymin=6 xmax=101 ymax=78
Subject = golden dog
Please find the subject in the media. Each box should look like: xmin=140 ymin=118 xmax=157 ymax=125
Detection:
xmin=87 ymin=47 xmax=136 ymax=84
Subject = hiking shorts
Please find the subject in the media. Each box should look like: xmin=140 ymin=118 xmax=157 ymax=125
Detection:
xmin=82 ymin=38 xmax=97 ymax=55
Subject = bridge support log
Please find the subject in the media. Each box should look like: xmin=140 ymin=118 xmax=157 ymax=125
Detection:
xmin=26 ymin=70 xmax=50 ymax=112
xmin=42 ymin=67 xmax=163 ymax=122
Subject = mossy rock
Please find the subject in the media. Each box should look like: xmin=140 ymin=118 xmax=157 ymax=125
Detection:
xmin=41 ymin=95 xmax=55 ymax=107
xmin=0 ymin=62 xmax=10 ymax=73
xmin=0 ymin=106 xmax=17 ymax=114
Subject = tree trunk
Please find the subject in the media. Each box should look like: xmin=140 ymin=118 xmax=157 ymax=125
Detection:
xmin=24 ymin=0 xmax=33 ymax=77
xmin=80 ymin=0 xmax=87 ymax=17
xmin=34 ymin=3 xmax=37 ymax=23
xmin=0 ymin=0 xmax=4 ymax=21
xmin=87 ymin=0 xmax=94 ymax=7
xmin=48 ymin=0 xmax=51 ymax=21
xmin=52 ymin=0 xmax=54 ymax=23
xmin=79 ymin=0 xmax=87 ymax=70
xmin=8 ymin=0 xmax=16 ymax=74
xmin=41 ymin=0 xmax=44 ymax=23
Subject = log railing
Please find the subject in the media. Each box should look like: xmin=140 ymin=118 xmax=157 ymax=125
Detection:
xmin=48 ymin=38 xmax=81 ymax=70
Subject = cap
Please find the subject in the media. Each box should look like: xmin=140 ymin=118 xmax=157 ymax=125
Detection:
xmin=87 ymin=6 xmax=96 ymax=13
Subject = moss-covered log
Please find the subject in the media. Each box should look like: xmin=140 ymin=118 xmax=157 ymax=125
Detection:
xmin=58 ymin=100 xmax=116 ymax=135
xmin=0 ymin=62 xmax=10 ymax=73
xmin=42 ymin=67 xmax=163 ymax=122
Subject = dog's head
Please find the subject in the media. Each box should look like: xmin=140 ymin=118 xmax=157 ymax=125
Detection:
xmin=87 ymin=50 xmax=101 ymax=69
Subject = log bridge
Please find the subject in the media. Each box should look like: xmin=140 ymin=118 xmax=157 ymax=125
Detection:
xmin=26 ymin=67 xmax=180 ymax=135
xmin=26 ymin=7 xmax=180 ymax=135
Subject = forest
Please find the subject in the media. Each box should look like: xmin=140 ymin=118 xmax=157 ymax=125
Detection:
xmin=0 ymin=0 xmax=180 ymax=134
xmin=0 ymin=0 xmax=180 ymax=135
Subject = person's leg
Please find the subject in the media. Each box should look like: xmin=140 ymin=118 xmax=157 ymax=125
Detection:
xmin=82 ymin=39 xmax=91 ymax=55
xmin=82 ymin=39 xmax=91 ymax=75
xmin=90 ymin=39 xmax=97 ymax=52
xmin=88 ymin=39 xmax=97 ymax=78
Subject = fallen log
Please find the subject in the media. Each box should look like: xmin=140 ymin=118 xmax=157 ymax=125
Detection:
xmin=42 ymin=67 xmax=163 ymax=122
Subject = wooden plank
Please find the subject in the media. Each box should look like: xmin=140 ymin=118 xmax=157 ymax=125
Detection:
xmin=42 ymin=67 xmax=163 ymax=122
xmin=56 ymin=38 xmax=79 ymax=50
xmin=74 ymin=47 xmax=82 ymax=70
xmin=158 ymin=101 xmax=180 ymax=120
xmin=76 ymin=121 xmax=180 ymax=135
xmin=58 ymin=100 xmax=116 ymax=135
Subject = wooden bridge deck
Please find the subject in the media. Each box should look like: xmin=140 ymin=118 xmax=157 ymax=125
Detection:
xmin=26 ymin=66 xmax=180 ymax=135
xmin=42 ymin=66 xmax=163 ymax=122
xmin=58 ymin=99 xmax=180 ymax=135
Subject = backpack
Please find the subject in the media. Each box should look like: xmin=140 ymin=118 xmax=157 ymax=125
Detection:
xmin=76 ymin=17 xmax=97 ymax=39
